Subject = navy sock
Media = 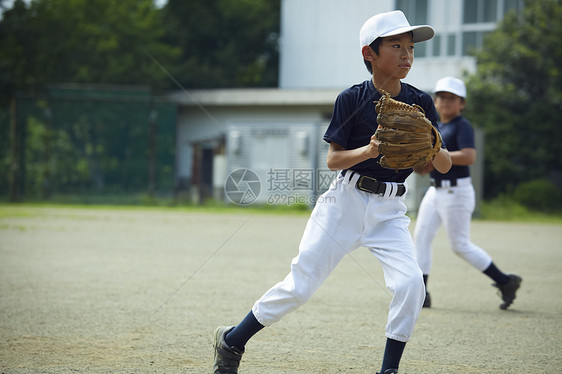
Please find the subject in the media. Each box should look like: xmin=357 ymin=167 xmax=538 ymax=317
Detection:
xmin=224 ymin=311 xmax=264 ymax=350
xmin=483 ymin=262 xmax=509 ymax=285
xmin=423 ymin=274 xmax=429 ymax=288
xmin=380 ymin=338 xmax=406 ymax=372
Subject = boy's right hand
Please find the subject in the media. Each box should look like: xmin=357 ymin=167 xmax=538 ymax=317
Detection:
xmin=414 ymin=161 xmax=435 ymax=175
xmin=367 ymin=133 xmax=381 ymax=159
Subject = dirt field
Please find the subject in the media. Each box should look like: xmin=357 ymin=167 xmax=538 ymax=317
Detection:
xmin=1 ymin=205 xmax=561 ymax=373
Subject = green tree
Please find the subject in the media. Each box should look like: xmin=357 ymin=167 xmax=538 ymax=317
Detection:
xmin=0 ymin=0 xmax=180 ymax=197
xmin=464 ymin=0 xmax=562 ymax=200
xmin=161 ymin=0 xmax=280 ymax=88
xmin=0 ymin=0 xmax=180 ymax=104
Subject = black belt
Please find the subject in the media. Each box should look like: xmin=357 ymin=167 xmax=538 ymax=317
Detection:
xmin=431 ymin=179 xmax=457 ymax=187
xmin=343 ymin=170 xmax=406 ymax=196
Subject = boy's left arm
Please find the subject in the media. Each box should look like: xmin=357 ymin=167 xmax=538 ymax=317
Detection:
xmin=432 ymin=148 xmax=452 ymax=174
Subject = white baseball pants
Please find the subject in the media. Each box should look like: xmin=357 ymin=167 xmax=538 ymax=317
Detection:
xmin=252 ymin=172 xmax=425 ymax=343
xmin=414 ymin=177 xmax=492 ymax=274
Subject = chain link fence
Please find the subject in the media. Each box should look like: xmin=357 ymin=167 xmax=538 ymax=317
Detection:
xmin=1 ymin=84 xmax=177 ymax=202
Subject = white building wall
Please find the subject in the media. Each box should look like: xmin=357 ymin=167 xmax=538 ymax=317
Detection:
xmin=225 ymin=119 xmax=341 ymax=205
xmin=177 ymin=106 xmax=326 ymax=178
xmin=279 ymin=0 xmax=479 ymax=92
xmin=279 ymin=0 xmax=392 ymax=90
xmin=176 ymin=105 xmax=337 ymax=204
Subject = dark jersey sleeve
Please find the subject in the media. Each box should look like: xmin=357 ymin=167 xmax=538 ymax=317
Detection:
xmin=323 ymin=89 xmax=356 ymax=149
xmin=456 ymin=117 xmax=476 ymax=149
xmin=421 ymin=93 xmax=447 ymax=149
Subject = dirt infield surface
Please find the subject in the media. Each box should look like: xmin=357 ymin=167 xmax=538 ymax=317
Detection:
xmin=1 ymin=205 xmax=561 ymax=374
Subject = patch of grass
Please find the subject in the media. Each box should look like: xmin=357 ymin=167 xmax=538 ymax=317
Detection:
xmin=2 ymin=194 xmax=562 ymax=223
xmin=479 ymin=197 xmax=562 ymax=224
xmin=0 ymin=196 xmax=312 ymax=217
xmin=0 ymin=206 xmax=38 ymax=219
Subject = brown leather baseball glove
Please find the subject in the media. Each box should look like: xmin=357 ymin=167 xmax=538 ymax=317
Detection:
xmin=374 ymin=90 xmax=443 ymax=170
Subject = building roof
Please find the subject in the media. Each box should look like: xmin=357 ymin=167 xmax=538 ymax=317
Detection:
xmin=167 ymin=88 xmax=341 ymax=107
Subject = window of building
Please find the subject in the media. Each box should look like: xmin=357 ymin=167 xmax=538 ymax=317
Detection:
xmin=397 ymin=0 xmax=523 ymax=58
xmin=461 ymin=0 xmax=523 ymax=56
xmin=463 ymin=0 xmax=498 ymax=23
xmin=396 ymin=0 xmax=428 ymax=25
xmin=483 ymin=0 xmax=498 ymax=22
xmin=504 ymin=0 xmax=524 ymax=15
xmin=463 ymin=0 xmax=478 ymax=23
xmin=462 ymin=30 xmax=493 ymax=56
xmin=447 ymin=34 xmax=456 ymax=56
xmin=415 ymin=42 xmax=427 ymax=58
xmin=432 ymin=34 xmax=442 ymax=56
xmin=396 ymin=0 xmax=429 ymax=57
xmin=462 ymin=31 xmax=477 ymax=55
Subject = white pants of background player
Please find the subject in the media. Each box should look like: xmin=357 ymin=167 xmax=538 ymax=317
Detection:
xmin=252 ymin=172 xmax=425 ymax=343
xmin=414 ymin=177 xmax=492 ymax=274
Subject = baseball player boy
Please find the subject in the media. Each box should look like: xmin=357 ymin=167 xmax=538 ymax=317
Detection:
xmin=413 ymin=77 xmax=522 ymax=310
xmin=213 ymin=11 xmax=452 ymax=374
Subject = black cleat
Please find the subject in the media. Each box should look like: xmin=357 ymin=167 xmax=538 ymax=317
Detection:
xmin=494 ymin=274 xmax=522 ymax=310
xmin=213 ymin=326 xmax=244 ymax=374
xmin=423 ymin=291 xmax=431 ymax=308
xmin=377 ymin=369 xmax=398 ymax=374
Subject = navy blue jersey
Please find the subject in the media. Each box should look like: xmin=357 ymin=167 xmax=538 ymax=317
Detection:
xmin=324 ymin=80 xmax=440 ymax=183
xmin=430 ymin=115 xmax=474 ymax=180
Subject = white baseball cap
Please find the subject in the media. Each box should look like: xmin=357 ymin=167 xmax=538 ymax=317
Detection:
xmin=359 ymin=10 xmax=435 ymax=49
xmin=433 ymin=77 xmax=467 ymax=98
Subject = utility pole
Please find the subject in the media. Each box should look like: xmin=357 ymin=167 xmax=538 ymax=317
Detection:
xmin=148 ymin=106 xmax=157 ymax=198
xmin=9 ymin=97 xmax=19 ymax=202
xmin=42 ymin=107 xmax=52 ymax=199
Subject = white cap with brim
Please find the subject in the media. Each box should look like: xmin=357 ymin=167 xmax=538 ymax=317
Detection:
xmin=433 ymin=76 xmax=467 ymax=98
xmin=360 ymin=10 xmax=435 ymax=48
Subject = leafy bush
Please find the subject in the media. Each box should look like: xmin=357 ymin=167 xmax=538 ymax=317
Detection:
xmin=512 ymin=179 xmax=561 ymax=212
